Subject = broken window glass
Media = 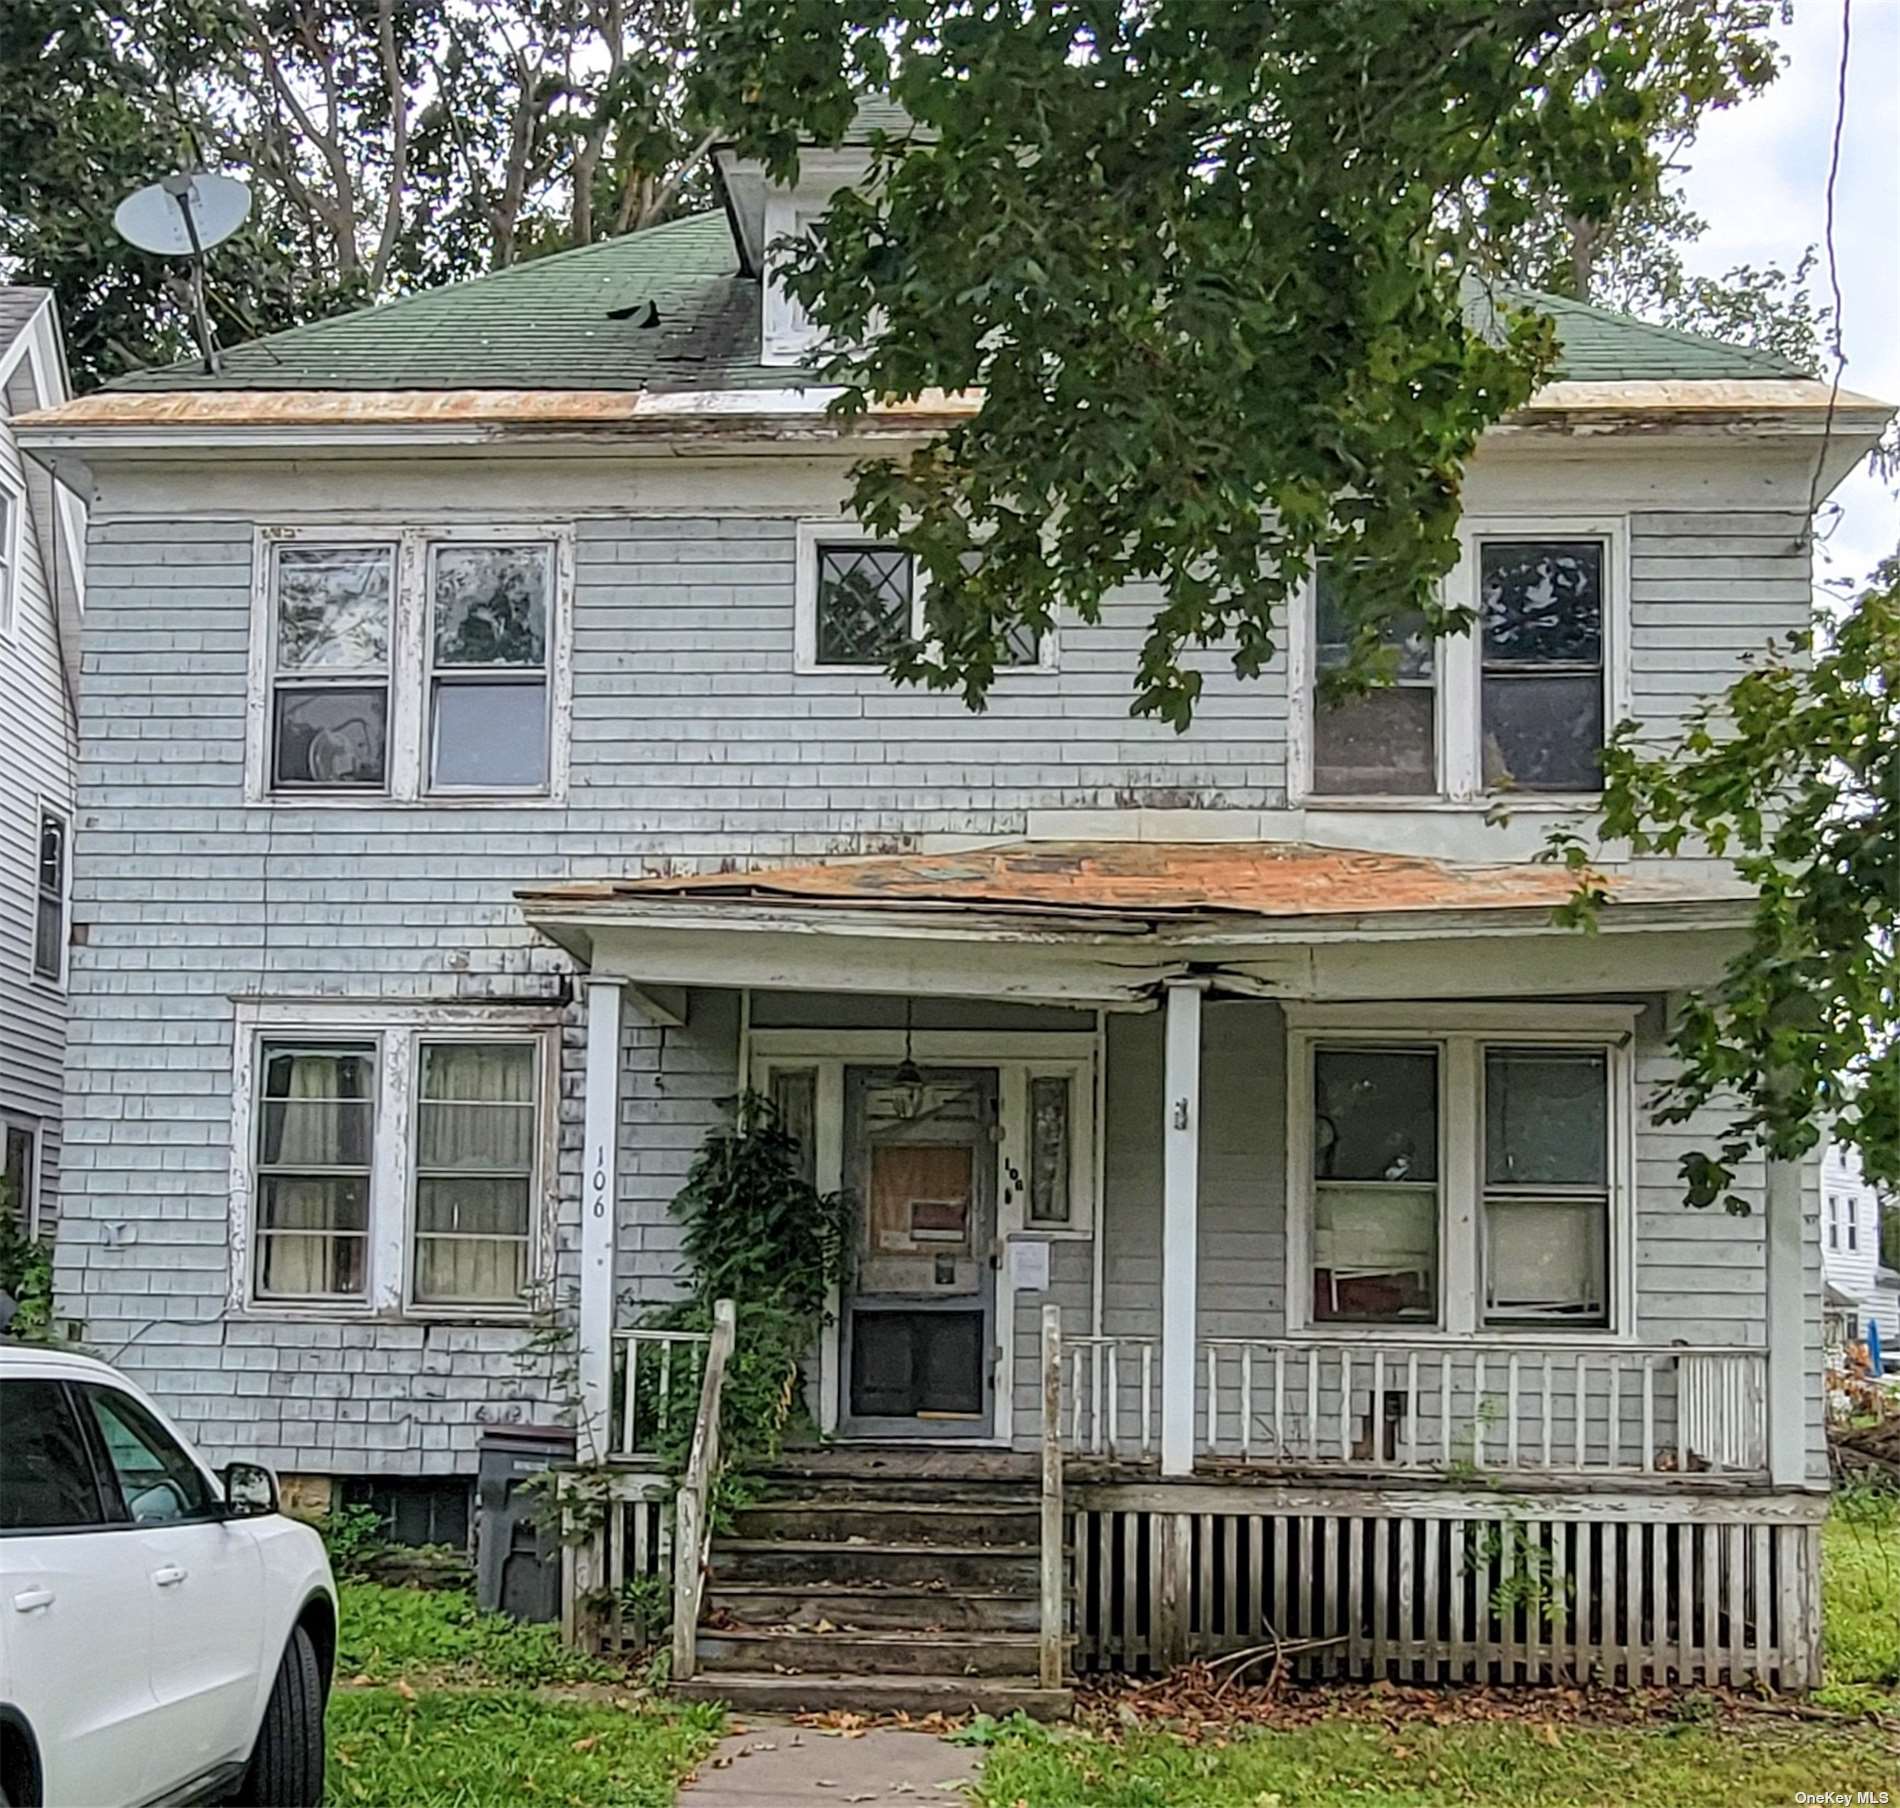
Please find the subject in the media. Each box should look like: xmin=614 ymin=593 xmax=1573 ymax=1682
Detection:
xmin=1311 ymin=568 xmax=1436 ymax=795
xmin=1479 ymin=540 xmax=1605 ymax=793
xmin=816 ymin=544 xmax=912 ymax=665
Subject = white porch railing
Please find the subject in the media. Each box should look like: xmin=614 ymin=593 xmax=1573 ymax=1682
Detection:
xmin=1061 ymin=1335 xmax=1768 ymax=1479
xmin=1064 ymin=1334 xmax=1161 ymax=1462
xmin=608 ymin=1326 xmax=712 ymax=1462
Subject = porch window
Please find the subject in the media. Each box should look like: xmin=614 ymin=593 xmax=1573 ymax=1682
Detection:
xmin=1478 ymin=539 xmax=1606 ymax=793
xmin=1027 ymin=1074 xmax=1074 ymax=1227
xmin=769 ymin=1066 xmax=819 ymax=1185
xmin=427 ymin=544 xmax=553 ymax=792
xmin=253 ymin=1040 xmax=377 ymax=1301
xmin=1311 ymin=569 xmax=1436 ymax=796
xmin=268 ymin=544 xmax=395 ymax=790
xmin=1482 ymin=1047 xmax=1610 ymax=1326
xmin=412 ymin=1040 xmax=537 ymax=1307
xmin=1311 ymin=1046 xmax=1439 ymax=1324
xmin=33 ymin=807 xmax=68 ymax=983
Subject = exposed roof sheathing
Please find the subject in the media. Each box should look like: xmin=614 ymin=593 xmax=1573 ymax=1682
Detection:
xmin=517 ymin=840 xmax=1742 ymax=926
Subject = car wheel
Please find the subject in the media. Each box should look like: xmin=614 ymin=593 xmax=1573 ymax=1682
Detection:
xmin=231 ymin=1623 xmax=325 ymax=1807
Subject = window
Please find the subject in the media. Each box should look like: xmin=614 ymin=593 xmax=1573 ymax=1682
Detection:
xmin=1829 ymin=1194 xmax=1842 ymax=1250
xmin=1479 ymin=540 xmax=1606 ymax=793
xmin=816 ymin=542 xmax=913 ymax=667
xmin=428 ymin=544 xmax=552 ymax=791
xmin=1846 ymin=1195 xmax=1859 ymax=1252
xmin=797 ymin=523 xmax=1047 ymax=674
xmin=80 ymin=1385 xmax=215 ymax=1524
xmin=1290 ymin=1008 xmax=1631 ymax=1337
xmin=0 ymin=1380 xmax=107 ymax=1532
xmin=239 ymin=1010 xmax=552 ymax=1315
xmin=0 ymin=483 xmax=16 ymax=634
xmin=1482 ymin=1048 xmax=1610 ymax=1326
xmin=1311 ymin=1047 xmax=1440 ymax=1323
xmin=1311 ymin=568 xmax=1436 ymax=796
xmin=412 ymin=1040 xmax=537 ymax=1307
xmin=253 ymin=1041 xmax=376 ymax=1301
xmin=269 ymin=543 xmax=394 ymax=790
xmin=4 ymin=1121 xmax=36 ymax=1236
xmin=1027 ymin=1075 xmax=1075 ymax=1227
xmin=253 ymin=528 xmax=570 ymax=803
xmin=33 ymin=806 xmax=67 ymax=983
xmin=1297 ymin=523 xmax=1619 ymax=803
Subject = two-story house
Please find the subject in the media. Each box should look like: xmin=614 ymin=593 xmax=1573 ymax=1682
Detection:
xmin=17 ymin=120 xmax=1892 ymax=1713
xmin=1822 ymin=1135 xmax=1898 ymax=1355
xmin=1 ymin=288 xmax=83 ymax=1247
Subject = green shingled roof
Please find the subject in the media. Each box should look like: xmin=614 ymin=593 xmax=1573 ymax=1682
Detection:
xmin=109 ymin=208 xmax=1808 ymax=394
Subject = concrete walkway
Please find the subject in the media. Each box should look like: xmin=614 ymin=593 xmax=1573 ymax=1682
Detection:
xmin=682 ymin=1718 xmax=980 ymax=1804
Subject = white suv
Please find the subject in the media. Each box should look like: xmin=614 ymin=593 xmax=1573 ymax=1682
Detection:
xmin=0 ymin=1347 xmax=336 ymax=1807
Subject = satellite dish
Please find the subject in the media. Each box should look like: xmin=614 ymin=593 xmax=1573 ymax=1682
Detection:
xmin=113 ymin=172 xmax=252 ymax=257
xmin=112 ymin=171 xmax=252 ymax=375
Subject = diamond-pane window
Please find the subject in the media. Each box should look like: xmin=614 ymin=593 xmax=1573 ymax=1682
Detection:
xmin=816 ymin=544 xmax=913 ymax=666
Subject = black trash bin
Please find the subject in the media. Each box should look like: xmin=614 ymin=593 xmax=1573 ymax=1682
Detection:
xmin=475 ymin=1423 xmax=576 ymax=1623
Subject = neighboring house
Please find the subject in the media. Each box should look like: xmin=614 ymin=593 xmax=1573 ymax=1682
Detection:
xmin=15 ymin=117 xmax=1893 ymax=1707
xmin=1822 ymin=1134 xmax=1899 ymax=1349
xmin=0 ymin=288 xmax=83 ymax=1245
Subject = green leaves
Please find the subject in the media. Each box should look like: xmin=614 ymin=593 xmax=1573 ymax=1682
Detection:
xmin=1549 ymin=556 xmax=1900 ymax=1208
xmin=694 ymin=0 xmax=1771 ymax=724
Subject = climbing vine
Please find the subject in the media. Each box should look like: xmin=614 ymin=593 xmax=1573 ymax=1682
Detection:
xmin=643 ymin=1091 xmax=852 ymax=1510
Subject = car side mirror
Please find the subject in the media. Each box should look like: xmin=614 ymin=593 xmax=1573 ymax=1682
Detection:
xmin=221 ymin=1461 xmax=279 ymax=1519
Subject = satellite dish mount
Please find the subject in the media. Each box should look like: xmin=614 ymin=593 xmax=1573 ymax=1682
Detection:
xmin=112 ymin=171 xmax=253 ymax=376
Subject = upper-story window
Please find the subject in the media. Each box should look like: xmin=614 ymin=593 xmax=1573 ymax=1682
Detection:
xmin=1479 ymin=540 xmax=1605 ymax=792
xmin=796 ymin=523 xmax=1049 ymax=675
xmin=1828 ymin=1193 xmax=1841 ymax=1250
xmin=1300 ymin=520 xmax=1623 ymax=805
xmin=1846 ymin=1194 xmax=1858 ymax=1252
xmin=0 ymin=480 xmax=18 ymax=636
xmin=250 ymin=527 xmax=571 ymax=805
xmin=33 ymin=806 xmax=68 ymax=985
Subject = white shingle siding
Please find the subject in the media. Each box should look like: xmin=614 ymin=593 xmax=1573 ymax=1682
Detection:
xmin=52 ymin=453 xmax=1833 ymax=1475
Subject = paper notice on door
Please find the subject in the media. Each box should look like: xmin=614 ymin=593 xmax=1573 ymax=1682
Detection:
xmin=1008 ymin=1238 xmax=1051 ymax=1293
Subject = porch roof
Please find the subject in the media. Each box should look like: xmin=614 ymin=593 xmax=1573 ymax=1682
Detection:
xmin=518 ymin=842 xmax=1754 ymax=1007
xmin=518 ymin=839 xmax=1742 ymax=927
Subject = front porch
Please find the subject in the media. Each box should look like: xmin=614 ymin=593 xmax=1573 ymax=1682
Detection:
xmin=524 ymin=840 xmax=1822 ymax=1697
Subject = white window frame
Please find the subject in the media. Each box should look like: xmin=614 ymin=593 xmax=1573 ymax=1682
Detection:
xmin=2 ymin=1113 xmax=41 ymax=1239
xmin=747 ymin=1026 xmax=1100 ymax=1445
xmin=245 ymin=524 xmax=575 ymax=807
xmin=1284 ymin=1003 xmax=1638 ymax=1342
xmin=229 ymin=1000 xmax=560 ymax=1320
xmin=1289 ymin=516 xmax=1630 ymax=807
xmin=30 ymin=796 xmax=70 ymax=990
xmin=794 ymin=518 xmax=1058 ymax=678
xmin=0 ymin=470 xmax=21 ymax=641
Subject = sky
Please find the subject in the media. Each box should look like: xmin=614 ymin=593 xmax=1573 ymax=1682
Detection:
xmin=1674 ymin=0 xmax=1899 ymax=594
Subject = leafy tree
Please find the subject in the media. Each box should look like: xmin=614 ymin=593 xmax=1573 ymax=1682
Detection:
xmin=0 ymin=0 xmax=715 ymax=383
xmin=1547 ymin=558 xmax=1900 ymax=1209
xmin=694 ymin=0 xmax=1788 ymax=726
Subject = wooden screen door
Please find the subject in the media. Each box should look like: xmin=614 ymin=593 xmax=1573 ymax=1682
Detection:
xmin=839 ymin=1065 xmax=999 ymax=1438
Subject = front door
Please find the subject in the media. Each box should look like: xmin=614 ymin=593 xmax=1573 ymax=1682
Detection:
xmin=839 ymin=1065 xmax=998 ymax=1438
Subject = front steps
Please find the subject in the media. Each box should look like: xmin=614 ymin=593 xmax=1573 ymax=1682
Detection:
xmin=671 ymin=1446 xmax=1072 ymax=1720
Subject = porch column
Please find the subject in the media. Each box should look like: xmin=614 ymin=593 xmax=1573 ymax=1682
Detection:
xmin=578 ymin=977 xmax=624 ymax=1462
xmin=1764 ymin=1153 xmax=1809 ymax=1488
xmin=1160 ymin=979 xmax=1204 ymax=1477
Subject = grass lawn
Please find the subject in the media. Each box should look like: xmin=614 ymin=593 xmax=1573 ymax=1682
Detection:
xmin=975 ymin=1496 xmax=1900 ymax=1808
xmin=324 ymin=1581 xmax=723 ymax=1807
